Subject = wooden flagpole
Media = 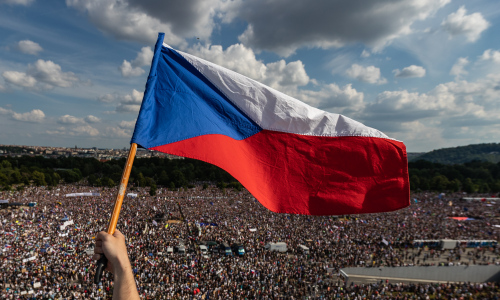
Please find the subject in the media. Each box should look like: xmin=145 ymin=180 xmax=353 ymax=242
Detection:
xmin=94 ymin=143 xmax=137 ymax=284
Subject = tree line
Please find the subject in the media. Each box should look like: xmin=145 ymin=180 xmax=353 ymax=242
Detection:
xmin=0 ymin=156 xmax=241 ymax=195
xmin=409 ymin=160 xmax=500 ymax=193
xmin=413 ymin=143 xmax=500 ymax=164
xmin=0 ymin=155 xmax=499 ymax=194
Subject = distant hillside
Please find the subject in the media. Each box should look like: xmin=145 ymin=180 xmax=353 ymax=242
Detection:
xmin=411 ymin=143 xmax=500 ymax=164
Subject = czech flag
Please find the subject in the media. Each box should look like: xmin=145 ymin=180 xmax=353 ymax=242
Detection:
xmin=131 ymin=33 xmax=410 ymax=216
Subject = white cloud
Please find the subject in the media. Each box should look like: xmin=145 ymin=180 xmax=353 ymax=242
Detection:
xmin=97 ymin=93 xmax=116 ymax=103
xmin=393 ymin=65 xmax=426 ymax=78
xmin=46 ymin=128 xmax=66 ymax=136
xmin=360 ymin=50 xmax=371 ymax=58
xmin=480 ymin=49 xmax=500 ymax=63
xmin=66 ymin=0 xmax=222 ymax=46
xmin=1 ymin=0 xmax=35 ymax=5
xmin=2 ymin=71 xmax=37 ymax=88
xmin=399 ymin=80 xmax=490 ymax=117
xmin=119 ymin=46 xmax=153 ymax=77
xmin=70 ymin=125 xmax=99 ymax=136
xmin=17 ymin=40 xmax=43 ymax=55
xmin=115 ymin=89 xmax=144 ymax=113
xmin=67 ymin=0 xmax=451 ymax=57
xmin=0 ymin=106 xmax=46 ymax=123
xmin=118 ymin=120 xmax=136 ymax=129
xmin=345 ymin=64 xmax=386 ymax=84
xmin=360 ymin=74 xmax=500 ymax=145
xmin=450 ymin=57 xmax=469 ymax=79
xmin=104 ymin=126 xmax=131 ymax=138
xmin=58 ymin=114 xmax=84 ymax=124
xmin=85 ymin=115 xmax=100 ymax=123
xmin=123 ymin=89 xmax=143 ymax=102
xmin=364 ymin=90 xmax=448 ymax=122
xmin=327 ymin=53 xmax=357 ymax=76
xmin=116 ymin=104 xmax=141 ymax=113
xmin=264 ymin=60 xmax=309 ymax=89
xmin=12 ymin=109 xmax=45 ymax=122
xmin=0 ymin=107 xmax=13 ymax=115
xmin=441 ymin=6 xmax=490 ymax=42
xmin=27 ymin=60 xmax=78 ymax=88
xmin=119 ymin=61 xmax=144 ymax=77
xmin=46 ymin=125 xmax=100 ymax=137
xmin=296 ymin=83 xmax=364 ymax=113
xmin=438 ymin=76 xmax=500 ymax=112
xmin=57 ymin=114 xmax=100 ymax=128
xmin=389 ymin=121 xmax=447 ymax=151
xmin=2 ymin=60 xmax=78 ymax=90
xmin=0 ymin=83 xmax=5 ymax=92
xmin=188 ymin=44 xmax=266 ymax=81
xmin=231 ymin=0 xmax=450 ymax=56
xmin=187 ymin=43 xmax=310 ymax=91
xmin=131 ymin=46 xmax=154 ymax=67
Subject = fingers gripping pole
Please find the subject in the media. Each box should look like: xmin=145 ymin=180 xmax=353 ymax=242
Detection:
xmin=94 ymin=143 xmax=137 ymax=285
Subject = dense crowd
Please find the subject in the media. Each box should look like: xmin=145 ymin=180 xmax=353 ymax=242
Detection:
xmin=1 ymin=184 xmax=500 ymax=299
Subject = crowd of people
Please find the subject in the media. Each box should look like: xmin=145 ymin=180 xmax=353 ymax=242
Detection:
xmin=1 ymin=184 xmax=500 ymax=299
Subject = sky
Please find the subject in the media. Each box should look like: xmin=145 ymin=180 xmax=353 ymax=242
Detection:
xmin=0 ymin=0 xmax=499 ymax=152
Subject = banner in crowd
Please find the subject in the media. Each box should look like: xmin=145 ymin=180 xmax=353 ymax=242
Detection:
xmin=65 ymin=193 xmax=100 ymax=197
xmin=22 ymin=256 xmax=37 ymax=263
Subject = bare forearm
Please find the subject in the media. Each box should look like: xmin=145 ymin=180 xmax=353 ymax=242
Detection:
xmin=112 ymin=257 xmax=140 ymax=300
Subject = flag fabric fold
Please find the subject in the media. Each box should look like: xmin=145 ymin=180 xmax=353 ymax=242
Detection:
xmin=131 ymin=33 xmax=410 ymax=216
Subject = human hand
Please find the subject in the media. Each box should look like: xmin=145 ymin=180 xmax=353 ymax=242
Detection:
xmin=93 ymin=230 xmax=130 ymax=274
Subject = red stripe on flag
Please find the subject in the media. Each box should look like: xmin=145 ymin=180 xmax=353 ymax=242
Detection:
xmin=151 ymin=130 xmax=409 ymax=215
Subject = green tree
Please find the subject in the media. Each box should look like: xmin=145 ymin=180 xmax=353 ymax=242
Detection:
xmin=410 ymin=175 xmax=420 ymax=190
xmin=10 ymin=170 xmax=22 ymax=184
xmin=32 ymin=171 xmax=47 ymax=186
xmin=228 ymin=182 xmax=243 ymax=191
xmin=110 ymin=172 xmax=122 ymax=184
xmin=447 ymin=179 xmax=461 ymax=192
xmin=21 ymin=174 xmax=30 ymax=185
xmin=491 ymin=180 xmax=500 ymax=193
xmin=431 ymin=175 xmax=450 ymax=191
xmin=88 ymin=174 xmax=98 ymax=186
xmin=158 ymin=171 xmax=169 ymax=186
xmin=216 ymin=181 xmax=227 ymax=190
xmin=419 ymin=178 xmax=430 ymax=191
xmin=135 ymin=173 xmax=146 ymax=187
xmin=169 ymin=182 xmax=176 ymax=190
xmin=101 ymin=177 xmax=115 ymax=188
xmin=45 ymin=173 xmax=54 ymax=186
xmin=0 ymin=172 xmax=9 ymax=186
xmin=145 ymin=177 xmax=154 ymax=187
xmin=52 ymin=172 xmax=61 ymax=185
xmin=171 ymin=170 xmax=187 ymax=188
xmin=462 ymin=178 xmax=476 ymax=194
xmin=479 ymin=182 xmax=490 ymax=193
xmin=60 ymin=170 xmax=81 ymax=183
xmin=82 ymin=163 xmax=95 ymax=177
xmin=1 ymin=160 xmax=12 ymax=169
xmin=149 ymin=183 xmax=157 ymax=196
xmin=72 ymin=168 xmax=83 ymax=180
